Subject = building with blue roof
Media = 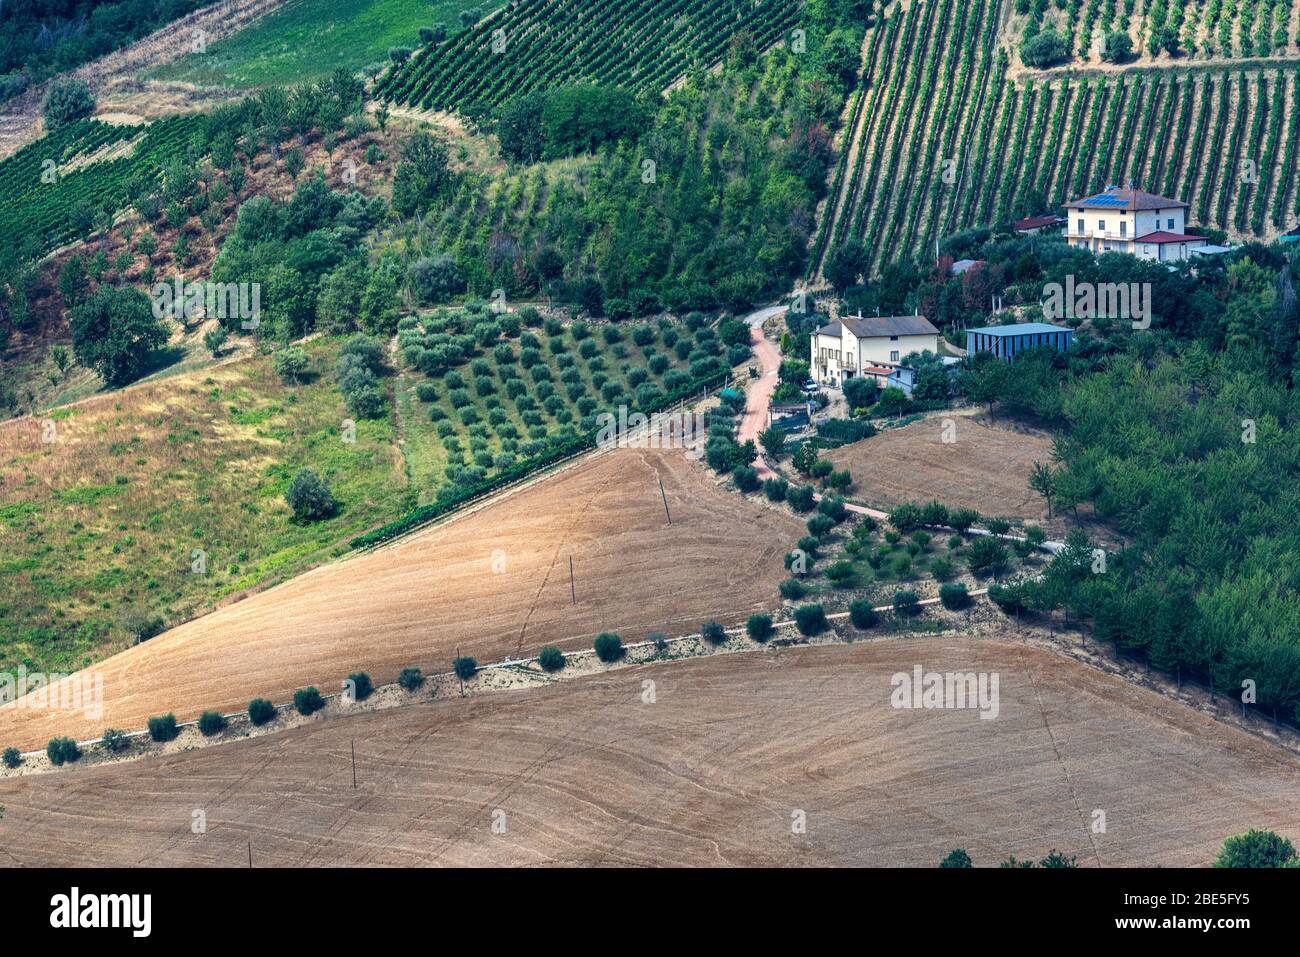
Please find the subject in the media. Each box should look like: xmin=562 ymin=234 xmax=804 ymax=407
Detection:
xmin=966 ymin=322 xmax=1073 ymax=361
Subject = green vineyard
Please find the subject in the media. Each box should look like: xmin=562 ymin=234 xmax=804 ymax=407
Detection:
xmin=375 ymin=0 xmax=803 ymax=116
xmin=1012 ymin=0 xmax=1300 ymax=63
xmin=0 ymin=115 xmax=208 ymax=263
xmin=816 ymin=0 xmax=1300 ymax=278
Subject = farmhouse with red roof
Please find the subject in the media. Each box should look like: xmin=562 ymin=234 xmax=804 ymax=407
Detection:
xmin=1064 ymin=185 xmax=1208 ymax=262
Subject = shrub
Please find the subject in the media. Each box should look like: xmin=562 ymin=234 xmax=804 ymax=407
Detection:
xmin=939 ymin=582 xmax=971 ymax=610
xmin=929 ymin=557 xmax=955 ymax=581
xmin=788 ymin=484 xmax=816 ymax=512
xmin=286 ymin=467 xmax=338 ymax=522
xmin=43 ymin=77 xmax=95 ymax=130
xmin=197 ymin=710 xmax=228 ymax=736
xmin=732 ymin=465 xmax=760 ymax=493
xmin=47 ymin=736 xmax=82 ymax=765
xmin=849 ymin=599 xmax=878 ymax=629
xmin=593 ymin=633 xmax=624 ymax=662
xmin=347 ymin=672 xmax=374 ymax=701
xmin=273 ymin=346 xmax=311 ymax=383
xmin=807 ymin=514 xmax=835 ymax=539
xmin=3 ymin=746 xmax=22 ymax=767
xmin=826 ymin=561 xmax=857 ymax=586
xmin=940 ymin=848 xmax=973 ymax=868
xmin=947 ymin=534 xmax=965 ymax=551
xmin=398 ymin=667 xmax=424 ymax=690
xmin=889 ymin=502 xmax=924 ymax=531
xmin=701 ymin=620 xmax=727 ymax=645
xmin=779 ymin=577 xmax=807 ymax=600
xmin=893 ymin=590 xmax=921 ymax=616
xmin=746 ymin=613 xmax=774 ymax=642
xmin=794 ymin=603 xmax=828 ymax=636
xmin=920 ymin=501 xmax=950 ymax=526
xmin=968 ymin=536 xmax=1010 ymax=577
xmin=1214 ymin=829 xmax=1296 ymax=868
xmin=948 ymin=508 xmax=980 ymax=532
xmin=818 ymin=496 xmax=848 ymax=523
xmin=537 ymin=645 xmax=566 ymax=673
xmin=147 ymin=713 xmax=179 ymax=742
xmin=986 ymin=517 xmax=1012 ymax=536
xmin=248 ymin=698 xmax=277 ymax=725
xmin=452 ymin=656 xmax=478 ymax=681
xmin=763 ymin=477 xmax=788 ymax=501
xmin=988 ymin=582 xmax=1032 ymax=614
xmin=416 ymin=382 xmax=439 ymax=401
xmin=294 ymin=687 xmax=325 ymax=715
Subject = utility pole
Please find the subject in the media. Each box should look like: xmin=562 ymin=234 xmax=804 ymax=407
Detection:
xmin=351 ymin=740 xmax=357 ymax=789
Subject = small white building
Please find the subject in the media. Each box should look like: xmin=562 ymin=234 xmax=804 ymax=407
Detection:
xmin=810 ymin=313 xmax=940 ymax=387
xmin=1064 ymin=186 xmax=1207 ymax=262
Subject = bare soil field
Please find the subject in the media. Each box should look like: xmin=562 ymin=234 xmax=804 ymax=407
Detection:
xmin=1 ymin=637 xmax=1297 ymax=867
xmin=826 ymin=412 xmax=1054 ymax=522
xmin=0 ymin=448 xmax=802 ymax=749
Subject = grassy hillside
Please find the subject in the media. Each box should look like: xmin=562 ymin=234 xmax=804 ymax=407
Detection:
xmin=0 ymin=307 xmax=718 ymax=674
xmin=815 ymin=0 xmax=1300 ymax=277
xmin=151 ymin=0 xmax=480 ymax=88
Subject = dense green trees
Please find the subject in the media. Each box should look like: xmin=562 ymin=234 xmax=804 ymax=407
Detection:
xmin=496 ymin=85 xmax=649 ymax=163
xmin=1214 ymin=829 xmax=1297 ymax=868
xmin=3 ymin=0 xmax=208 ymax=100
xmin=68 ymin=285 xmax=169 ymax=387
xmin=408 ymin=45 xmax=841 ymax=314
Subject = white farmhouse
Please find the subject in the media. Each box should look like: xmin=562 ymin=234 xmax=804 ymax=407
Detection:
xmin=810 ymin=313 xmax=940 ymax=387
xmin=1064 ymin=186 xmax=1207 ymax=262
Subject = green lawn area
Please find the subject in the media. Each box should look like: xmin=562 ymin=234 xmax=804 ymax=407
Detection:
xmin=0 ymin=336 xmax=410 ymax=674
xmin=150 ymin=0 xmax=480 ymax=88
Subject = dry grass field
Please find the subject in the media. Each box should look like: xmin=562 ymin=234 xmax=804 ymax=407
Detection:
xmin=0 ymin=448 xmax=802 ymax=749
xmin=1 ymin=637 xmax=1297 ymax=867
xmin=826 ymin=412 xmax=1055 ymax=522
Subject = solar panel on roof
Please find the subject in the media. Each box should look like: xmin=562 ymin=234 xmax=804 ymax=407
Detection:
xmin=1082 ymin=195 xmax=1126 ymax=206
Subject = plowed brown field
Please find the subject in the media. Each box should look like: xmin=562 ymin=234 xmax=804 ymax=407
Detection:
xmin=826 ymin=413 xmax=1054 ymax=521
xmin=0 ymin=448 xmax=802 ymax=749
xmin=1 ymin=638 xmax=1297 ymax=867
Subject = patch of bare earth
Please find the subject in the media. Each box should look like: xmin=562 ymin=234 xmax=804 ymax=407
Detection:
xmin=1 ymin=636 xmax=1297 ymax=866
xmin=0 ymin=447 xmax=804 ymax=749
xmin=826 ymin=410 xmax=1054 ymax=521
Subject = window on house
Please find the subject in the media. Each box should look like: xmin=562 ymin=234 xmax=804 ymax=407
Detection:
xmin=1077 ymin=218 xmax=1084 ymax=234
xmin=889 ymin=335 xmax=898 ymax=341
xmin=1099 ymin=219 xmax=1106 ymax=232
xmin=1120 ymin=221 xmax=1126 ymax=237
xmin=890 ymin=350 xmax=899 ymax=362
xmin=1167 ymin=218 xmax=1174 ymax=230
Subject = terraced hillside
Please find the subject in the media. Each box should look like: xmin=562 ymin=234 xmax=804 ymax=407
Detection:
xmin=815 ymin=0 xmax=1300 ymax=277
xmin=375 ymin=0 xmax=803 ymax=117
